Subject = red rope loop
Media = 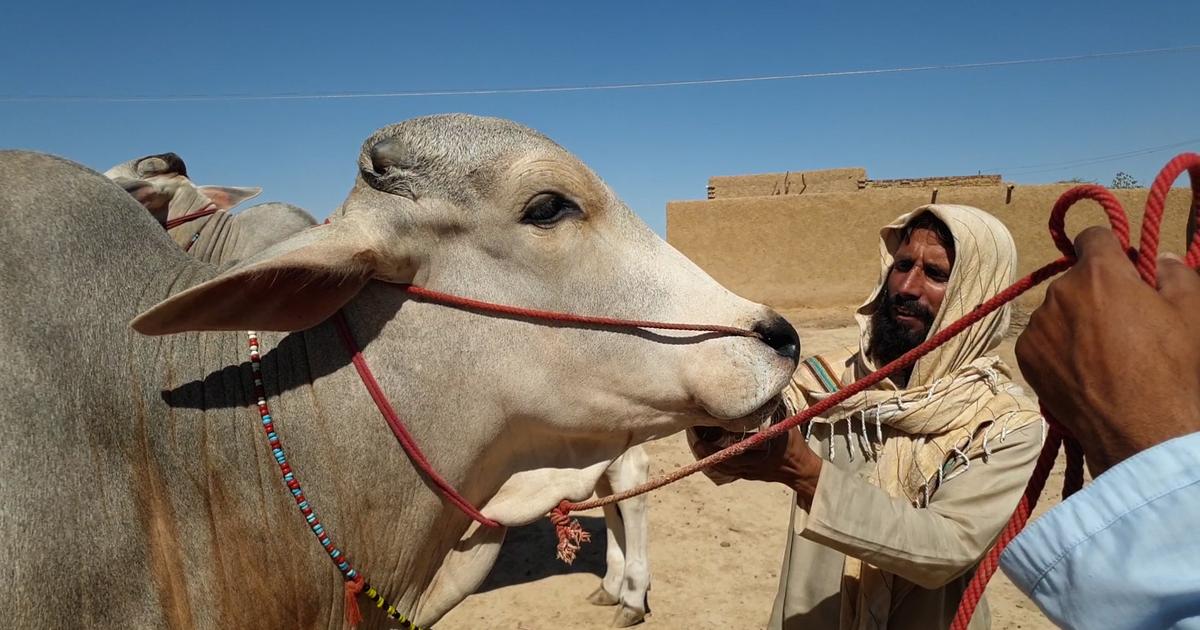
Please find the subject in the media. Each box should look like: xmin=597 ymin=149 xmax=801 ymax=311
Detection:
xmin=321 ymin=217 xmax=758 ymax=533
xmin=1048 ymin=184 xmax=1131 ymax=258
xmin=949 ymin=151 xmax=1200 ymax=628
xmin=331 ymin=311 xmax=501 ymax=528
xmin=1138 ymin=153 xmax=1200 ymax=279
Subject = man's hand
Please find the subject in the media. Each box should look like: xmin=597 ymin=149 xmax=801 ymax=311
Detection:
xmin=1015 ymin=227 xmax=1200 ymax=476
xmin=690 ymin=426 xmax=824 ymax=508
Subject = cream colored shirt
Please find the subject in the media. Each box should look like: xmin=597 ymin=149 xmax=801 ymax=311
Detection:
xmin=769 ymin=420 xmax=1042 ymax=629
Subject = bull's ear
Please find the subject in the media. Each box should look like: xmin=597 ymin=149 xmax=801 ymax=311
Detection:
xmin=111 ymin=176 xmax=172 ymax=218
xmin=197 ymin=185 xmax=262 ymax=210
xmin=131 ymin=222 xmax=379 ymax=335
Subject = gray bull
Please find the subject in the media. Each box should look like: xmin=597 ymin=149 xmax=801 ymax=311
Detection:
xmin=0 ymin=114 xmax=799 ymax=629
xmin=108 ymin=150 xmax=655 ymax=626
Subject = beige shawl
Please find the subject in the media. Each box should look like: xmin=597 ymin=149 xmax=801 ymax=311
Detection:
xmin=787 ymin=204 xmax=1043 ymax=630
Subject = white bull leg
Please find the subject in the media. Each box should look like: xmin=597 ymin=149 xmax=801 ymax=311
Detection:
xmin=587 ymin=471 xmax=626 ymax=608
xmin=598 ymin=446 xmax=651 ymax=627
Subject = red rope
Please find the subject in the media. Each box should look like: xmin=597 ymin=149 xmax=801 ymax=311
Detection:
xmin=163 ymin=204 xmax=219 ymax=229
xmin=326 ymin=288 xmax=756 ymax=529
xmin=950 ymin=425 xmax=1064 ymax=627
xmin=949 ymin=151 xmax=1200 ymax=628
xmin=321 ymin=154 xmax=1199 ymax=604
xmin=399 ymin=284 xmax=760 ymax=337
xmin=547 ymin=174 xmax=1145 ymax=520
xmin=331 ymin=311 xmax=501 ymax=528
xmin=550 ymin=259 xmax=1072 ymax=516
xmin=322 ymin=217 xmax=759 ymax=528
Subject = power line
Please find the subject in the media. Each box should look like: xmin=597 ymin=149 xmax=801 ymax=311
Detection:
xmin=2 ymin=44 xmax=1198 ymax=104
xmin=988 ymin=138 xmax=1200 ymax=177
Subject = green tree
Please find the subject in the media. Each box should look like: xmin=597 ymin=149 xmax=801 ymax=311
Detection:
xmin=1111 ymin=172 xmax=1140 ymax=189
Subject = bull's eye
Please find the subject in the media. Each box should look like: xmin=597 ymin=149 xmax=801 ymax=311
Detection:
xmin=521 ymin=193 xmax=582 ymax=228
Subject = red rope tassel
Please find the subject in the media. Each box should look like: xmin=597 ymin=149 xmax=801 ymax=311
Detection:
xmin=549 ymin=501 xmax=591 ymax=565
xmin=344 ymin=574 xmax=365 ymax=627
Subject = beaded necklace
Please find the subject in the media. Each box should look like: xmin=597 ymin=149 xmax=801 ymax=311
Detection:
xmin=247 ymin=331 xmax=425 ymax=629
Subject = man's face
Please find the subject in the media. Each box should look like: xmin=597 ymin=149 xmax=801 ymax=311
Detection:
xmin=888 ymin=227 xmax=952 ymax=334
xmin=870 ymin=227 xmax=954 ymax=365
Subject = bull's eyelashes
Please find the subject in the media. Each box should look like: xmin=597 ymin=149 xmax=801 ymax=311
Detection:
xmin=521 ymin=192 xmax=583 ymax=228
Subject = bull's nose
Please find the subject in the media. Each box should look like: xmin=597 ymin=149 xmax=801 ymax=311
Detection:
xmin=753 ymin=315 xmax=800 ymax=362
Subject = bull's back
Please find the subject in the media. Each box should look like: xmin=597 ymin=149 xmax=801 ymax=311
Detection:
xmin=0 ymin=151 xmax=193 ymax=627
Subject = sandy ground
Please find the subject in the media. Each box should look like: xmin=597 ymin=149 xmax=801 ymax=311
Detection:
xmin=441 ymin=321 xmax=1063 ymax=630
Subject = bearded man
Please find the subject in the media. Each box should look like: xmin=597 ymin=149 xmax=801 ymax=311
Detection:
xmin=693 ymin=205 xmax=1043 ymax=629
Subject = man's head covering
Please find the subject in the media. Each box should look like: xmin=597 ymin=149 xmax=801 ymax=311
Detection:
xmin=794 ymin=204 xmax=1040 ymax=501
xmin=853 ymin=203 xmax=1019 ymax=388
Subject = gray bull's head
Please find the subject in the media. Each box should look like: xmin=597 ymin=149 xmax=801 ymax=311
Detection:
xmin=133 ymin=115 xmax=799 ymax=436
xmin=105 ymin=152 xmax=260 ymax=223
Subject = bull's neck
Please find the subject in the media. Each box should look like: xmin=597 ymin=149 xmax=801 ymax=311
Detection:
xmin=165 ymin=210 xmax=237 ymax=263
xmin=295 ymin=284 xmax=509 ymax=627
xmin=161 ymin=287 xmax=496 ymax=628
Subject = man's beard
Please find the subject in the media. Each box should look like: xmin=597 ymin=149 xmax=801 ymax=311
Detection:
xmin=868 ymin=291 xmax=935 ymax=368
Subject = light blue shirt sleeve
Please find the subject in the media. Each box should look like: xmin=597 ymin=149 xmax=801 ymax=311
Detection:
xmin=1000 ymin=431 xmax=1200 ymax=630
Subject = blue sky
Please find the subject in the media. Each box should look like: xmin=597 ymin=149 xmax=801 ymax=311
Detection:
xmin=3 ymin=1 xmax=1198 ymax=234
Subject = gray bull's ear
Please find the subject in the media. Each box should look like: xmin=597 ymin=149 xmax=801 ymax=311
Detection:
xmin=131 ymin=221 xmax=380 ymax=335
xmin=111 ymin=176 xmax=172 ymax=217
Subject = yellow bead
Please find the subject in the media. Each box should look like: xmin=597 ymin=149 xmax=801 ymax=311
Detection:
xmin=387 ymin=605 xmax=396 ymax=615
